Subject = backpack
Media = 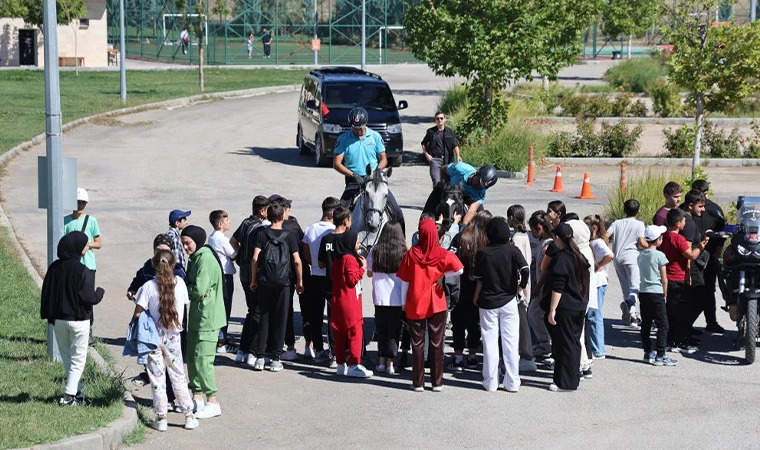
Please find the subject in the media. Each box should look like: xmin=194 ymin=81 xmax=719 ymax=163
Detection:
xmin=257 ymin=229 xmax=291 ymax=288
xmin=238 ymin=218 xmax=265 ymax=284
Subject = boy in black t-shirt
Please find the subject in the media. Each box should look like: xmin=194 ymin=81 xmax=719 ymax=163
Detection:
xmin=249 ymin=203 xmax=303 ymax=372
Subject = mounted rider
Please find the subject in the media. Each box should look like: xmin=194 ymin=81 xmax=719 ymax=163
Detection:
xmin=437 ymin=162 xmax=498 ymax=225
xmin=333 ymin=107 xmax=404 ymax=227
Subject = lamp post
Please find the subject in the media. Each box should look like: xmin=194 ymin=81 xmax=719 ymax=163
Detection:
xmin=119 ymin=0 xmax=127 ymax=104
xmin=360 ymin=0 xmax=365 ymax=70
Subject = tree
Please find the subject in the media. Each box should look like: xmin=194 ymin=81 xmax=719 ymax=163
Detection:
xmin=176 ymin=0 xmax=212 ymax=92
xmin=0 ymin=0 xmax=28 ymax=19
xmin=663 ymin=0 xmax=760 ymax=176
xmin=58 ymin=0 xmax=87 ymax=74
xmin=12 ymin=0 xmax=86 ymax=33
xmin=404 ymin=0 xmax=597 ymax=135
xmin=599 ymin=0 xmax=661 ymax=58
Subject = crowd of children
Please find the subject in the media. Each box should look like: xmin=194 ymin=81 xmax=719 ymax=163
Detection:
xmin=42 ymin=178 xmax=729 ymax=427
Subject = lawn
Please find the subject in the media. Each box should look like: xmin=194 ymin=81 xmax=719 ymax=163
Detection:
xmin=0 ymin=227 xmax=124 ymax=449
xmin=0 ymin=68 xmax=308 ymax=156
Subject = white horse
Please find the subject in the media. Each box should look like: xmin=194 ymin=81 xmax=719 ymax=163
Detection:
xmin=350 ymin=166 xmax=394 ymax=254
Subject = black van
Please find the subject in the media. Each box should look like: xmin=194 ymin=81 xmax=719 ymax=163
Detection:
xmin=296 ymin=67 xmax=408 ymax=167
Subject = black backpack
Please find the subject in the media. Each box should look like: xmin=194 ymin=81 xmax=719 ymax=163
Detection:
xmin=238 ymin=219 xmax=266 ymax=284
xmin=257 ymin=229 xmax=291 ymax=287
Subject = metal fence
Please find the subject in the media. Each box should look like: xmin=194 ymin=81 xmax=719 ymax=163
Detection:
xmin=105 ymin=0 xmax=420 ymax=65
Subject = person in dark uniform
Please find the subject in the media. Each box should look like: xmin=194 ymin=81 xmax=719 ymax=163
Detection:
xmin=421 ymin=112 xmax=461 ymax=186
xmin=261 ymin=28 xmax=273 ymax=58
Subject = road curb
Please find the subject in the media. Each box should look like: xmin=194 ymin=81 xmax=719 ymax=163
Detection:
xmin=544 ymin=157 xmax=760 ymax=167
xmin=533 ymin=116 xmax=757 ymax=126
xmin=1 ymin=83 xmax=302 ymax=450
xmin=496 ymin=169 xmax=526 ymax=180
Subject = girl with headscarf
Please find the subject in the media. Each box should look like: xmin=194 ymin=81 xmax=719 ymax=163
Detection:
xmin=181 ymin=225 xmax=226 ymax=418
xmin=41 ymin=231 xmax=105 ymax=406
xmin=330 ymin=230 xmax=372 ymax=378
xmin=397 ymin=218 xmax=463 ymax=392
xmin=473 ymin=217 xmax=529 ymax=392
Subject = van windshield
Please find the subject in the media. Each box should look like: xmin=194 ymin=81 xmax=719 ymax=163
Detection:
xmin=323 ymin=83 xmax=396 ymax=111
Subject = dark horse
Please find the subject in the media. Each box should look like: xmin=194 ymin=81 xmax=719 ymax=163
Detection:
xmin=423 ymin=182 xmax=465 ymax=222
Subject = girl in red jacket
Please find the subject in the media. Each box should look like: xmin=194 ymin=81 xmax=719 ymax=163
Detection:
xmin=330 ymin=230 xmax=373 ymax=378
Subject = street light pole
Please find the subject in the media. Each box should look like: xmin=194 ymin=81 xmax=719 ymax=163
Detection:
xmin=119 ymin=0 xmax=127 ymax=104
xmin=313 ymin=0 xmax=318 ymax=65
xmin=361 ymin=0 xmax=366 ymax=70
xmin=751 ymin=0 xmax=757 ymax=22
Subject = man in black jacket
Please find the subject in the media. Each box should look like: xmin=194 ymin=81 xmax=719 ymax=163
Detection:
xmin=421 ymin=112 xmax=461 ymax=186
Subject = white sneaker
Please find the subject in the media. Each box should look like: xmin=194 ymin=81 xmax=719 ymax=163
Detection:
xmin=281 ymin=349 xmax=298 ymax=361
xmin=549 ymin=383 xmax=571 ymax=392
xmin=386 ymin=365 xmax=396 ymax=375
xmin=519 ymin=358 xmax=538 ymax=373
xmin=151 ymin=417 xmax=168 ymax=431
xmin=336 ymin=363 xmax=346 ymax=376
xmin=346 ymin=364 xmax=373 ymax=378
xmin=195 ymin=401 xmax=221 ymax=419
xmin=329 ymin=358 xmax=338 ymax=369
xmin=304 ymin=346 xmax=316 ymax=359
xmin=184 ymin=415 xmax=199 ymax=430
xmin=193 ymin=399 xmax=204 ymax=414
xmin=236 ymin=351 xmax=247 ymax=363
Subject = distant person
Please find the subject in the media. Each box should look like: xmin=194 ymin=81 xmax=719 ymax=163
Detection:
xmin=63 ymin=188 xmax=102 ymax=279
xmin=421 ymin=112 xmax=461 ymax=186
xmin=247 ymin=33 xmax=254 ymax=59
xmin=167 ymin=209 xmax=191 ymax=272
xmin=180 ymin=28 xmax=189 ymax=55
xmin=40 ymin=232 xmax=104 ymax=406
xmin=261 ymin=28 xmax=273 ymax=58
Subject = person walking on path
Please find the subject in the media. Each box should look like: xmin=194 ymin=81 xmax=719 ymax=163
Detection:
xmin=63 ymin=188 xmax=102 ymax=278
xmin=181 ymin=225 xmax=226 ymax=419
xmin=421 ymin=112 xmax=461 ymax=186
xmin=40 ymin=231 xmax=104 ymax=406
xmin=397 ymin=218 xmax=463 ymax=392
xmin=132 ymin=250 xmax=199 ymax=431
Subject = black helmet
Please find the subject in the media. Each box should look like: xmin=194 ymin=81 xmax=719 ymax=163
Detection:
xmin=348 ymin=107 xmax=369 ymax=128
xmin=477 ymin=165 xmax=498 ymax=189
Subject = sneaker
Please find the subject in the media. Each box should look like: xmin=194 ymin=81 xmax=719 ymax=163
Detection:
xmin=131 ymin=372 xmax=150 ymax=387
xmin=251 ymin=357 xmax=265 ymax=371
xmin=677 ymin=344 xmax=698 ymax=354
xmin=537 ymin=357 xmax=555 ymax=370
xmin=336 ymin=364 xmax=346 ymax=376
xmin=706 ymin=323 xmax=726 ymax=334
xmin=386 ymin=365 xmax=396 ymax=375
xmin=150 ymin=417 xmax=168 ymax=431
xmin=519 ymin=358 xmax=538 ymax=373
xmin=192 ymin=398 xmax=204 ymax=414
xmin=217 ymin=343 xmax=238 ymax=354
xmin=549 ymin=383 xmax=571 ymax=392
xmin=629 ymin=318 xmax=641 ymax=330
xmin=58 ymin=395 xmax=79 ymax=406
xmin=582 ymin=368 xmax=593 ymax=380
xmin=620 ymin=301 xmax=631 ymax=323
xmin=654 ymin=355 xmax=678 ymax=366
xmin=431 ymin=385 xmax=443 ymax=392
xmin=184 ymin=415 xmax=199 ymax=430
xmin=236 ymin=351 xmax=247 ymax=363
xmin=446 ymin=357 xmax=465 ymax=372
xmin=75 ymin=390 xmax=85 ymax=403
xmin=533 ymin=343 xmax=552 ymax=358
xmin=412 ymin=385 xmax=424 ymax=392
xmin=281 ymin=349 xmax=298 ymax=361
xmin=376 ymin=364 xmax=386 ymax=373
xmin=269 ymin=360 xmax=284 ymax=372
xmin=329 ymin=358 xmax=338 ymax=369
xmin=346 ymin=364 xmax=373 ymax=378
xmin=314 ymin=350 xmax=330 ymax=364
xmin=195 ymin=401 xmax=221 ymax=419
xmin=304 ymin=346 xmax=316 ymax=360
xmin=592 ymin=353 xmax=606 ymax=360
xmin=465 ymin=357 xmax=478 ymax=369
xmin=644 ymin=351 xmax=656 ymax=364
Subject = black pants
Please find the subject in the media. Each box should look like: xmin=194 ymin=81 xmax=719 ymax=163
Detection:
xmin=375 ymin=306 xmax=403 ymax=358
xmin=285 ymin=285 xmax=297 ymax=348
xmin=677 ymin=284 xmax=705 ymax=344
xmin=546 ymin=309 xmax=584 ymax=391
xmin=255 ymin=285 xmax=290 ymax=360
xmin=239 ymin=280 xmax=260 ymax=354
xmin=220 ymin=274 xmax=234 ymax=342
xmin=305 ymin=276 xmax=332 ymax=352
xmin=451 ymin=277 xmax=480 ymax=351
xmin=263 ymin=43 xmax=271 ymax=57
xmin=640 ymin=293 xmax=669 ymax=356
xmin=666 ymin=281 xmax=687 ymax=346
xmin=703 ymin=257 xmax=720 ymax=325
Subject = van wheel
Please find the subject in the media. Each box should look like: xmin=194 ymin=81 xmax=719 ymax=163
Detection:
xmin=315 ymin=136 xmax=330 ymax=167
xmin=297 ymin=126 xmax=309 ymax=155
xmin=390 ymin=156 xmax=402 ymax=167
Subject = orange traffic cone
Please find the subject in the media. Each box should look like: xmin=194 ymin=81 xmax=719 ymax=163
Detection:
xmin=550 ymin=166 xmax=565 ymax=192
xmin=576 ymin=172 xmax=597 ymax=199
xmin=526 ymin=146 xmax=535 ymax=185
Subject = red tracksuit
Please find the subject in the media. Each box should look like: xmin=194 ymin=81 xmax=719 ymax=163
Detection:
xmin=330 ymin=254 xmax=365 ymax=365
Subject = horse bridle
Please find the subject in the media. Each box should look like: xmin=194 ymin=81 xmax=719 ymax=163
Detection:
xmin=358 ymin=175 xmax=389 ymax=249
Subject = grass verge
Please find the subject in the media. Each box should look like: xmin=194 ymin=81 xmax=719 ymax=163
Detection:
xmin=0 ymin=226 xmax=124 ymax=449
xmin=0 ymin=68 xmax=307 ymax=156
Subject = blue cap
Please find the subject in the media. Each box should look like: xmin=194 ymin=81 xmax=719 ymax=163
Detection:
xmin=169 ymin=209 xmax=191 ymax=226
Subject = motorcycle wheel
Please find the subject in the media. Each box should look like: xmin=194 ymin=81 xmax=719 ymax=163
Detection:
xmin=745 ymin=298 xmax=757 ymax=364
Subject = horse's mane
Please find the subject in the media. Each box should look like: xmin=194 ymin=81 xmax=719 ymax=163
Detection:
xmin=368 ymin=169 xmax=386 ymax=191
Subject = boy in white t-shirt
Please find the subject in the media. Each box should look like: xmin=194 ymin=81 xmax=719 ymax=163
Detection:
xmin=208 ymin=210 xmax=238 ymax=353
xmin=605 ymin=199 xmax=648 ymax=329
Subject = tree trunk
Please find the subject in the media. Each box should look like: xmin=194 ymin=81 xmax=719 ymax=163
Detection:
xmin=627 ymin=35 xmax=632 ymax=59
xmin=74 ymin=22 xmax=79 ymax=76
xmin=542 ymin=75 xmax=549 ymax=90
xmin=484 ymin=84 xmax=493 ymax=131
xmin=693 ymin=93 xmax=704 ymax=178
xmin=199 ymin=31 xmax=205 ymax=92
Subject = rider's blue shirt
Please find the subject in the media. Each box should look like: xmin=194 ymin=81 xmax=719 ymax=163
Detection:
xmin=335 ymin=128 xmax=385 ymax=176
xmin=447 ymin=162 xmax=486 ymax=203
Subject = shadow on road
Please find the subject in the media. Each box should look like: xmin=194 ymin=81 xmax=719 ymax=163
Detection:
xmin=393 ymin=89 xmax=445 ymax=97
xmin=233 ymin=146 xmax=315 ymax=168
xmin=401 ymin=115 xmax=434 ymax=125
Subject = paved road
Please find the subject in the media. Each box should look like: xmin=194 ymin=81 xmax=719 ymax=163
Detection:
xmin=4 ymin=63 xmax=760 ymax=449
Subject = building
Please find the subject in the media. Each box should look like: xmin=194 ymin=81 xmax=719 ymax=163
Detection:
xmin=0 ymin=0 xmax=108 ymax=67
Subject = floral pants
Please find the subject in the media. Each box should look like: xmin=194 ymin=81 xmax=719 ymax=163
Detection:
xmin=147 ymin=329 xmax=194 ymax=416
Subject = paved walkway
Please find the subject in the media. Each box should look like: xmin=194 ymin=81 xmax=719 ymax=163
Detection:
xmin=3 ymin=64 xmax=760 ymax=448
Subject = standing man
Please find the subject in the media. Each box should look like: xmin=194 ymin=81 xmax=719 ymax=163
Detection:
xmin=63 ymin=188 xmax=102 ymax=278
xmin=421 ymin=111 xmax=461 ymax=186
xmin=261 ymin=28 xmax=273 ymax=59
xmin=180 ymin=28 xmax=189 ymax=55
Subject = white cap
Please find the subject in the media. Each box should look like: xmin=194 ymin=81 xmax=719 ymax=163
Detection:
xmin=76 ymin=187 xmax=89 ymax=203
xmin=644 ymin=224 xmax=667 ymax=241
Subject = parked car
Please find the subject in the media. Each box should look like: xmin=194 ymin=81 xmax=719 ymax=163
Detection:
xmin=297 ymin=66 xmax=408 ymax=167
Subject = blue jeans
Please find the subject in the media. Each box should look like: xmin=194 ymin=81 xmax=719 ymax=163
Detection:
xmin=587 ymin=285 xmax=607 ymax=357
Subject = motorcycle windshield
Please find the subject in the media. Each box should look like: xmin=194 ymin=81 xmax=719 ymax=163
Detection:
xmin=739 ymin=196 xmax=760 ymax=244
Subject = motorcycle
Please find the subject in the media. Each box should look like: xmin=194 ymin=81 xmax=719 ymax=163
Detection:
xmin=716 ymin=196 xmax=760 ymax=364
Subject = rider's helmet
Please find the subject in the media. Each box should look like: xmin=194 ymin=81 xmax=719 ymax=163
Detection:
xmin=476 ymin=165 xmax=498 ymax=189
xmin=348 ymin=107 xmax=369 ymax=128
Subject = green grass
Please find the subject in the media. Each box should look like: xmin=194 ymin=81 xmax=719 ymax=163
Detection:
xmin=603 ymin=57 xmax=667 ymax=93
xmin=462 ymin=119 xmax=548 ymax=172
xmin=0 ymin=227 xmax=124 ymax=449
xmin=0 ymin=68 xmax=308 ymax=156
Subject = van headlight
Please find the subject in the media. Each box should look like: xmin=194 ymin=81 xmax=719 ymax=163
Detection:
xmin=388 ymin=123 xmax=403 ymax=134
xmin=323 ymin=123 xmax=343 ymax=134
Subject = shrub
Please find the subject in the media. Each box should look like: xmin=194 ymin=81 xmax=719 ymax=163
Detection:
xmin=547 ymin=131 xmax=576 ymax=157
xmin=747 ymin=122 xmax=760 ymax=158
xmin=437 ymin=85 xmax=469 ymax=116
xmin=605 ymin=169 xmax=688 ymax=223
xmin=611 ymin=93 xmax=633 ymax=117
xmin=603 ymin=57 xmax=668 ymax=93
xmin=462 ymin=119 xmax=547 ymax=172
xmin=704 ymin=125 xmax=743 ymax=158
xmin=599 ymin=121 xmax=643 ymax=157
xmin=662 ymin=125 xmax=695 ymax=157
xmin=628 ymin=100 xmax=648 ymax=117
xmin=648 ymin=79 xmax=682 ymax=118
xmin=559 ymin=94 xmax=614 ymax=118
xmin=547 ymin=119 xmax=641 ymax=157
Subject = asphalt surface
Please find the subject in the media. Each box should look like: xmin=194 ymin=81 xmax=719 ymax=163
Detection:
xmin=4 ymin=63 xmax=760 ymax=449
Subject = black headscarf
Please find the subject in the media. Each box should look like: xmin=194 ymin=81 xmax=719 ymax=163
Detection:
xmin=181 ymin=225 xmax=207 ymax=249
xmin=333 ymin=230 xmax=360 ymax=262
xmin=41 ymin=232 xmax=103 ymax=324
xmin=486 ymin=217 xmax=511 ymax=245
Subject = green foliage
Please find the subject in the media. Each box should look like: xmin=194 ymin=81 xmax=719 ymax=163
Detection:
xmin=629 ymin=100 xmax=648 ymax=117
xmin=11 ymin=0 xmax=86 ymax=29
xmin=462 ymin=119 xmax=548 ymax=172
xmin=603 ymin=57 xmax=668 ymax=93
xmin=404 ymin=0 xmax=596 ymax=131
xmin=606 ymin=170 xmax=687 ymax=223
xmin=437 ymin=85 xmax=470 ymax=116
xmin=663 ymin=123 xmax=760 ymax=158
xmin=599 ymin=0 xmax=662 ymax=39
xmin=703 ymin=126 xmax=743 ymax=158
xmin=648 ymin=78 xmax=682 ymax=118
xmin=547 ymin=118 xmax=642 ymax=157
xmin=611 ymin=93 xmax=634 ymax=116
xmin=662 ymin=125 xmax=695 ymax=157
xmin=558 ymin=93 xmax=645 ymax=118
